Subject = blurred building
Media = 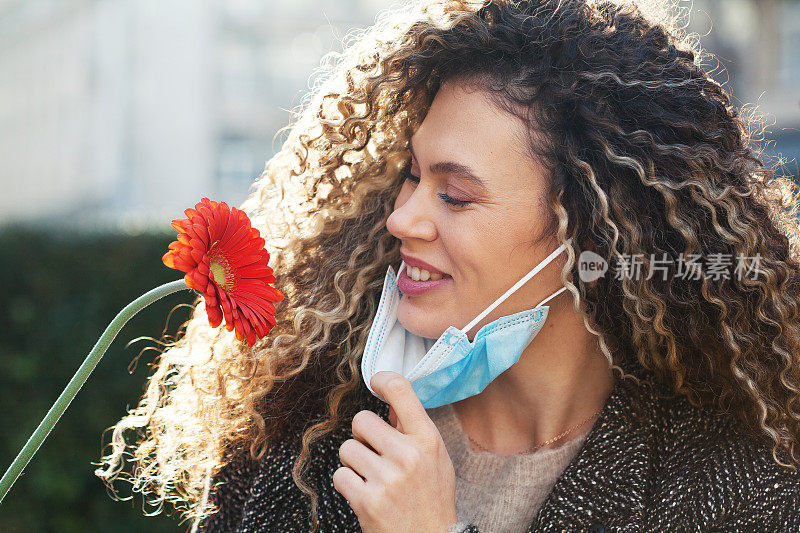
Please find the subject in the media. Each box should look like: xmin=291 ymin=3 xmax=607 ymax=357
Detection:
xmin=0 ymin=0 xmax=798 ymax=230
xmin=688 ymin=0 xmax=800 ymax=177
xmin=0 ymin=0 xmax=398 ymax=230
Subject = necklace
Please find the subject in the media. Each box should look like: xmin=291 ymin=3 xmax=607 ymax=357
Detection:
xmin=465 ymin=405 xmax=603 ymax=455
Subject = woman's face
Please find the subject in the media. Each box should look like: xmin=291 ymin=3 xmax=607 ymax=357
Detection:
xmin=386 ymin=79 xmax=566 ymax=340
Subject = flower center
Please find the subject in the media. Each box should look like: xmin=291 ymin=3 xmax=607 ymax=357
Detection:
xmin=209 ymin=258 xmax=234 ymax=291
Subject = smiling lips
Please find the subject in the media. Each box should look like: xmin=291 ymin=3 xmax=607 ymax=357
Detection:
xmin=397 ymin=266 xmax=452 ymax=295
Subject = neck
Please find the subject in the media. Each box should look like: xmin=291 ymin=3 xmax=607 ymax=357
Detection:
xmin=452 ymin=291 xmax=615 ymax=455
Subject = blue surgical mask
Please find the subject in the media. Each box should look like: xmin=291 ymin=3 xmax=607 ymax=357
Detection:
xmin=361 ymin=239 xmax=571 ymax=408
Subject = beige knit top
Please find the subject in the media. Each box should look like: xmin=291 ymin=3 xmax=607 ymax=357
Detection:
xmin=426 ymin=402 xmax=593 ymax=533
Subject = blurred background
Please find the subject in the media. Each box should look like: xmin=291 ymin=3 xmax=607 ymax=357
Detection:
xmin=0 ymin=0 xmax=798 ymax=531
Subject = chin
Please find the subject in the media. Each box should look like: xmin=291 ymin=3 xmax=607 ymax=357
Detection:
xmin=397 ymin=300 xmax=444 ymax=339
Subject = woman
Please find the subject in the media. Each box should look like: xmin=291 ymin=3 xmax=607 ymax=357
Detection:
xmin=95 ymin=0 xmax=800 ymax=531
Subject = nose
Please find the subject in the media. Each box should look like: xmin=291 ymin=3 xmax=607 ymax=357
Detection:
xmin=386 ymin=183 xmax=438 ymax=242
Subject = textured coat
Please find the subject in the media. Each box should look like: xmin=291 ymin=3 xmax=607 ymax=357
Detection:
xmin=196 ymin=368 xmax=800 ymax=532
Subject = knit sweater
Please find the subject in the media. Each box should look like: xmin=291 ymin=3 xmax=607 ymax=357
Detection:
xmin=426 ymin=402 xmax=591 ymax=533
xmin=195 ymin=365 xmax=800 ymax=532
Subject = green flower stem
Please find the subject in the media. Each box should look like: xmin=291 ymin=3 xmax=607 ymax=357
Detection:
xmin=0 ymin=279 xmax=191 ymax=504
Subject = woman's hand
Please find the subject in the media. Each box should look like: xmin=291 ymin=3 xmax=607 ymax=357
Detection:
xmin=333 ymin=371 xmax=458 ymax=533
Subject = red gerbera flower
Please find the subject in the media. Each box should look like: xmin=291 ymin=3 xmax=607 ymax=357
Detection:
xmin=162 ymin=197 xmax=284 ymax=345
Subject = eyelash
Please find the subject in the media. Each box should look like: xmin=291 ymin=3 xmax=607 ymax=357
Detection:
xmin=402 ymin=168 xmax=472 ymax=208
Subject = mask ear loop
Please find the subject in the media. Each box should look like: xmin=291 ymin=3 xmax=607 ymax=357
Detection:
xmin=535 ymin=285 xmax=568 ymax=308
xmin=460 ymin=238 xmax=572 ymax=336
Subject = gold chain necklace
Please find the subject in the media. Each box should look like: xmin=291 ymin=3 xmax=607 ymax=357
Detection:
xmin=466 ymin=405 xmax=603 ymax=455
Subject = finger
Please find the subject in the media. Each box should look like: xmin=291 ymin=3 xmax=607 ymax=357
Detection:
xmin=370 ymin=371 xmax=432 ymax=437
xmin=351 ymin=409 xmax=404 ymax=459
xmin=332 ymin=465 xmax=366 ymax=512
xmin=339 ymin=436 xmax=384 ymax=481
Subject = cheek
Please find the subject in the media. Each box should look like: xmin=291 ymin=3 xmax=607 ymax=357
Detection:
xmin=438 ymin=218 xmax=487 ymax=278
xmin=454 ymin=212 xmax=530 ymax=276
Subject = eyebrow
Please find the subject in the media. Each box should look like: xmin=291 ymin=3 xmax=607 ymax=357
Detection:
xmin=408 ymin=137 xmax=489 ymax=191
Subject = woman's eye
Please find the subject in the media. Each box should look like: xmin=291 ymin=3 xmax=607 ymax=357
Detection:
xmin=402 ymin=168 xmax=472 ymax=208
xmin=439 ymin=192 xmax=471 ymax=207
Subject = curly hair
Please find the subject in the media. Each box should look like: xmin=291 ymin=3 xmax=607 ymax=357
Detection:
xmin=93 ymin=0 xmax=800 ymax=531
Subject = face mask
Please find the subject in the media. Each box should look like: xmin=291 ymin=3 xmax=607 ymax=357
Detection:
xmin=361 ymin=239 xmax=571 ymax=409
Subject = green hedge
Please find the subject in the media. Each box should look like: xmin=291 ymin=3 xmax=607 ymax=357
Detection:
xmin=0 ymin=227 xmax=197 ymax=532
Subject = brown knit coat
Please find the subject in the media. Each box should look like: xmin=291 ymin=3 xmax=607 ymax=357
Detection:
xmin=197 ymin=367 xmax=800 ymax=532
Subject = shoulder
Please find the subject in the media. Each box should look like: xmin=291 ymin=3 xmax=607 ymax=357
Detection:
xmin=645 ymin=381 xmax=800 ymax=528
